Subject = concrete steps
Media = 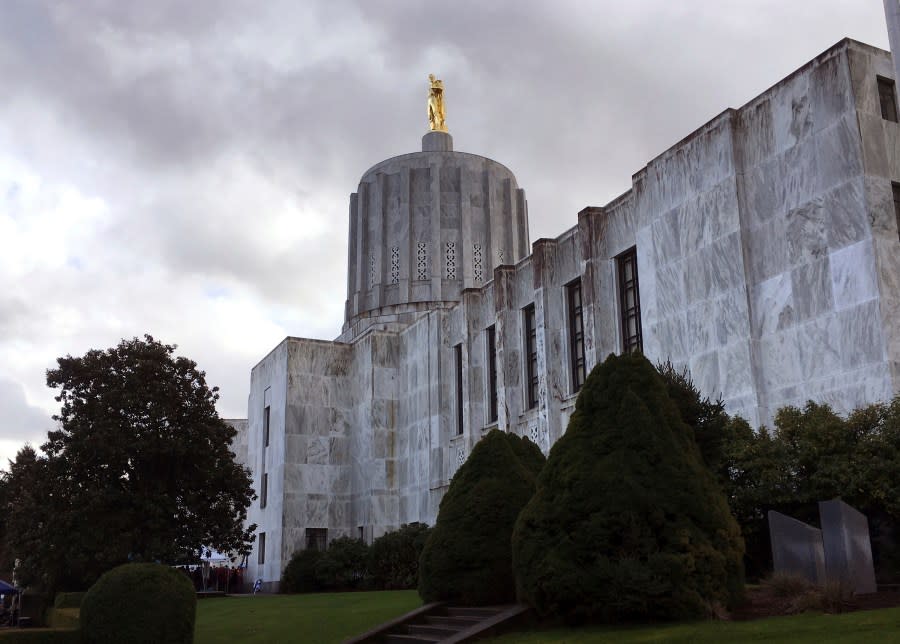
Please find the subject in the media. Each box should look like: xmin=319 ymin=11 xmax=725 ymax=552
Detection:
xmin=344 ymin=602 xmax=529 ymax=644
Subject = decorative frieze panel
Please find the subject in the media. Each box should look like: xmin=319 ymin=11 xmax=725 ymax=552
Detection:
xmin=473 ymin=243 xmax=483 ymax=282
xmin=446 ymin=241 xmax=457 ymax=280
xmin=390 ymin=246 xmax=400 ymax=284
xmin=417 ymin=242 xmax=428 ymax=280
xmin=528 ymin=419 xmax=549 ymax=455
xmin=369 ymin=255 xmax=376 ymax=288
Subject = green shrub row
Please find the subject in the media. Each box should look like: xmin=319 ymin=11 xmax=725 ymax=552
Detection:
xmin=281 ymin=523 xmax=432 ymax=594
xmin=0 ymin=631 xmax=79 ymax=643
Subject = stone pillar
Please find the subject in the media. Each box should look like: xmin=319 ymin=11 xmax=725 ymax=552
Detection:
xmin=422 ymin=131 xmax=453 ymax=152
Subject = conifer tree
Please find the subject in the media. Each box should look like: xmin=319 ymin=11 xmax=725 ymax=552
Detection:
xmin=512 ymin=352 xmax=744 ymax=622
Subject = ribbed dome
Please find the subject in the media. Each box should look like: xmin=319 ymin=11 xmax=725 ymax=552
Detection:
xmin=341 ymin=133 xmax=529 ymax=339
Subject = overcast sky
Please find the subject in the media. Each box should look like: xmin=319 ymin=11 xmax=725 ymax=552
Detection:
xmin=0 ymin=0 xmax=890 ymax=468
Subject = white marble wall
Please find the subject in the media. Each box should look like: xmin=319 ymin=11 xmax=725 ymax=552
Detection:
xmin=236 ymin=38 xmax=900 ymax=589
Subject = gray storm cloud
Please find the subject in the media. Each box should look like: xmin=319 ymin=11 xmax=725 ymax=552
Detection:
xmin=0 ymin=0 xmax=889 ymax=467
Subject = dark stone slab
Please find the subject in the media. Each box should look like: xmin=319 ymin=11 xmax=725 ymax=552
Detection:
xmin=768 ymin=510 xmax=825 ymax=584
xmin=819 ymin=498 xmax=877 ymax=594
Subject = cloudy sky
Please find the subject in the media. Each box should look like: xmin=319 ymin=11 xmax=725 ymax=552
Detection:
xmin=0 ymin=0 xmax=890 ymax=467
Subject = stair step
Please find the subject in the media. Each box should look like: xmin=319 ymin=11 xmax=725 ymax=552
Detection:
xmin=385 ymin=634 xmax=443 ymax=644
xmin=446 ymin=606 xmax=503 ymax=618
xmin=407 ymin=624 xmax=462 ymax=638
xmin=424 ymin=615 xmax=481 ymax=628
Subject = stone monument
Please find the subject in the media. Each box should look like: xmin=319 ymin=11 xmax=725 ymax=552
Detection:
xmin=819 ymin=499 xmax=878 ymax=594
xmin=768 ymin=510 xmax=826 ymax=585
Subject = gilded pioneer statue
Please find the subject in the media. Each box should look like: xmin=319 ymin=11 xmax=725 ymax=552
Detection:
xmin=428 ymin=74 xmax=448 ymax=132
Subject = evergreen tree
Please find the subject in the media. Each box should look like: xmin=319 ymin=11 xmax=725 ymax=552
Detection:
xmin=512 ymin=353 xmax=744 ymax=623
xmin=418 ymin=430 xmax=545 ymax=605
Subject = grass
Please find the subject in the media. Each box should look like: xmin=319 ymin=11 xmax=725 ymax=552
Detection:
xmin=484 ymin=607 xmax=900 ymax=643
xmin=193 ymin=590 xmax=421 ymax=644
xmin=3 ymin=591 xmax=898 ymax=644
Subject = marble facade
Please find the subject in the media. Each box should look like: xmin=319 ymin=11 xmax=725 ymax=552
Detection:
xmin=232 ymin=39 xmax=900 ymax=590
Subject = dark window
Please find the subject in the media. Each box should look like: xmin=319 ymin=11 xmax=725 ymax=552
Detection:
xmin=306 ymin=528 xmax=327 ymax=551
xmin=486 ymin=325 xmax=498 ymax=424
xmin=455 ymin=344 xmax=464 ymax=435
xmin=260 ymin=472 xmax=267 ymax=509
xmin=358 ymin=526 xmax=365 ymax=542
xmin=263 ymin=405 xmax=270 ymax=448
xmin=567 ymin=279 xmax=586 ymax=392
xmin=257 ymin=532 xmax=266 ymax=565
xmin=524 ymin=304 xmax=538 ymax=409
xmin=879 ymin=77 xmax=898 ymax=123
xmin=894 ymin=182 xmax=900 ymax=242
xmin=617 ymin=247 xmax=643 ymax=354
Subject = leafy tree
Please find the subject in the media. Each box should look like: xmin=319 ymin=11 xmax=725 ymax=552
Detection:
xmin=727 ymin=399 xmax=900 ymax=581
xmin=512 ymin=353 xmax=744 ymax=623
xmin=1 ymin=336 xmax=256 ymax=592
xmin=418 ymin=429 xmax=545 ymax=605
xmin=367 ymin=522 xmax=431 ymax=590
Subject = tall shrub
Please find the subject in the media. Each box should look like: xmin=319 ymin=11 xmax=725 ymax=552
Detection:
xmin=418 ymin=430 xmax=545 ymax=605
xmin=368 ymin=523 xmax=431 ymax=590
xmin=512 ymin=353 xmax=744 ymax=623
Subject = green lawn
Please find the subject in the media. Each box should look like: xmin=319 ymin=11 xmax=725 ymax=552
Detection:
xmin=485 ymin=607 xmax=900 ymax=643
xmin=194 ymin=591 xmax=421 ymax=644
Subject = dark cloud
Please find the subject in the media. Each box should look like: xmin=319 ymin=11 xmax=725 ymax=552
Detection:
xmin=0 ymin=0 xmax=889 ymax=459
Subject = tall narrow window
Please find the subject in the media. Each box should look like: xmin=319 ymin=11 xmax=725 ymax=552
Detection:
xmin=263 ymin=405 xmax=270 ymax=448
xmin=617 ymin=247 xmax=643 ymax=354
xmin=893 ymin=182 xmax=900 ymax=243
xmin=486 ymin=325 xmax=498 ymax=424
xmin=567 ymin=279 xmax=586 ymax=392
xmin=257 ymin=532 xmax=266 ymax=565
xmin=879 ymin=77 xmax=898 ymax=123
xmin=260 ymin=472 xmax=268 ymax=509
xmin=455 ymin=344 xmax=464 ymax=435
xmin=306 ymin=528 xmax=327 ymax=551
xmin=524 ymin=304 xmax=538 ymax=409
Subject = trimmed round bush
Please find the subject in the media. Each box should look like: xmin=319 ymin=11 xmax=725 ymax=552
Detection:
xmin=418 ymin=429 xmax=545 ymax=605
xmin=280 ymin=549 xmax=324 ymax=593
xmin=512 ymin=352 xmax=744 ymax=623
xmin=368 ymin=523 xmax=432 ymax=590
xmin=80 ymin=562 xmax=196 ymax=644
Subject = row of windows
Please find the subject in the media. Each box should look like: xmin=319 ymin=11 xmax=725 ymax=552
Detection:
xmin=454 ymin=247 xmax=642 ymax=433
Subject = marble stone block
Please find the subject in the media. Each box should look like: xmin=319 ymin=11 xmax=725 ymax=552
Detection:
xmin=819 ymin=499 xmax=877 ymax=594
xmin=768 ymin=510 xmax=826 ymax=585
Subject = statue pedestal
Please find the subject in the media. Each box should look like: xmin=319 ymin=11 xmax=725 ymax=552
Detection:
xmin=422 ymin=131 xmax=453 ymax=152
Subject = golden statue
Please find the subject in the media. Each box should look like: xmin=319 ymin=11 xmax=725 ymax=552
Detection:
xmin=428 ymin=74 xmax=448 ymax=132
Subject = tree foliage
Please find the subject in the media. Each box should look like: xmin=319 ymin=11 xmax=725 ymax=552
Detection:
xmin=512 ymin=353 xmax=744 ymax=623
xmin=1 ymin=336 xmax=256 ymax=592
xmin=418 ymin=429 xmax=545 ymax=605
xmin=723 ymin=399 xmax=900 ymax=581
